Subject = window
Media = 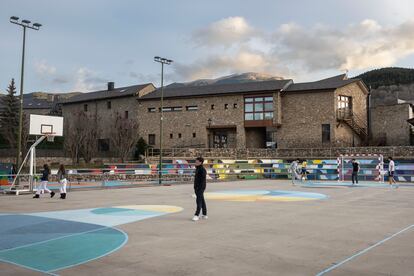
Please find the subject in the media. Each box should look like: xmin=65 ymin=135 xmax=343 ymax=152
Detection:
xmin=178 ymin=133 xmax=182 ymax=138
xmin=244 ymin=96 xmax=273 ymax=121
xmin=337 ymin=96 xmax=352 ymax=118
xmin=233 ymin=103 xmax=238 ymax=109
xmin=84 ymin=104 xmax=88 ymax=112
xmin=98 ymin=139 xmax=110 ymax=152
xmin=160 ymin=107 xmax=172 ymax=112
xmin=124 ymin=111 xmax=128 ymax=119
xmin=148 ymin=134 xmax=156 ymax=145
xmin=224 ymin=104 xmax=229 ymax=109
xmin=193 ymin=133 xmax=196 ymax=138
xmin=337 ymin=95 xmax=352 ymax=109
xmin=186 ymin=106 xmax=198 ymax=111
xmin=211 ymin=104 xmax=215 ymax=110
xmin=170 ymin=133 xmax=173 ymax=139
xmin=322 ymin=124 xmax=331 ymax=143
xmin=107 ymin=101 xmax=111 ymax=109
xmin=160 ymin=106 xmax=182 ymax=112
xmin=148 ymin=107 xmax=156 ymax=112
xmin=244 ymin=113 xmax=254 ymax=120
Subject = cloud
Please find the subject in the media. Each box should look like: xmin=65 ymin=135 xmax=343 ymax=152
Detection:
xmin=73 ymin=67 xmax=108 ymax=92
xmin=273 ymin=19 xmax=414 ymax=71
xmin=174 ymin=48 xmax=287 ymax=81
xmin=52 ymin=76 xmax=70 ymax=84
xmin=129 ymin=72 xmax=158 ymax=84
xmin=192 ymin=16 xmax=257 ymax=47
xmin=34 ymin=60 xmax=57 ymax=76
xmin=178 ymin=17 xmax=414 ymax=81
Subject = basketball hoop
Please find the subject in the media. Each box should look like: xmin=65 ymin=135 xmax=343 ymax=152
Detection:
xmin=43 ymin=132 xmax=56 ymax=142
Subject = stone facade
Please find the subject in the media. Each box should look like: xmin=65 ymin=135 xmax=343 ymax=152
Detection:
xmin=278 ymin=90 xmax=336 ymax=148
xmin=334 ymin=82 xmax=368 ymax=146
xmin=371 ymin=103 xmax=413 ymax=146
xmin=61 ymin=84 xmax=154 ymax=155
xmin=62 ymin=96 xmax=139 ymax=139
xmin=137 ymin=94 xmax=247 ymax=148
xmin=138 ymin=81 xmax=368 ymax=150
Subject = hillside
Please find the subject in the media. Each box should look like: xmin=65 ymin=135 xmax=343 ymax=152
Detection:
xmin=167 ymin=72 xmax=284 ymax=88
xmin=354 ymin=67 xmax=414 ymax=106
xmin=355 ymin=67 xmax=414 ymax=89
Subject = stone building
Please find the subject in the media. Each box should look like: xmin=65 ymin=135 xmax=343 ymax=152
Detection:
xmin=138 ymin=74 xmax=369 ymax=149
xmin=371 ymin=102 xmax=414 ymax=146
xmin=61 ymin=82 xmax=155 ymax=153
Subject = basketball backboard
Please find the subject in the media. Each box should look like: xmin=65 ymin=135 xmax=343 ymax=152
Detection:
xmin=29 ymin=114 xmax=63 ymax=136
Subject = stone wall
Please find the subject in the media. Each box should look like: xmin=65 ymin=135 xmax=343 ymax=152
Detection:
xmin=147 ymin=146 xmax=414 ymax=159
xmin=371 ymin=103 xmax=413 ymax=146
xmin=335 ymin=82 xmax=367 ymax=146
xmin=62 ymin=95 xmax=139 ymax=152
xmin=138 ymin=94 xmax=248 ymax=148
xmin=278 ymin=90 xmax=336 ymax=148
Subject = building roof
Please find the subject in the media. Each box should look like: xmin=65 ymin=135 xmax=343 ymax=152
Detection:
xmin=139 ymin=79 xmax=292 ymax=100
xmin=284 ymin=74 xmax=360 ymax=92
xmin=61 ymin=83 xmax=154 ymax=104
xmin=0 ymin=93 xmax=53 ymax=110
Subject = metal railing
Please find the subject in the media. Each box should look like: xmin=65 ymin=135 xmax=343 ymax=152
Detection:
xmin=146 ymin=147 xmax=414 ymax=159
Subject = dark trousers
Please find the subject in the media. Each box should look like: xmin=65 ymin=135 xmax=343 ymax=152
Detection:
xmin=195 ymin=189 xmax=207 ymax=216
xmin=352 ymin=172 xmax=358 ymax=184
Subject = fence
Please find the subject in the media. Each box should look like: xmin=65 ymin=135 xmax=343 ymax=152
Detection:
xmin=147 ymin=147 xmax=414 ymax=159
xmin=2 ymin=158 xmax=414 ymax=194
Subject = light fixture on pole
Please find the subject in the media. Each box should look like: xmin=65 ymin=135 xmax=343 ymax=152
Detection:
xmin=154 ymin=56 xmax=173 ymax=185
xmin=207 ymin=118 xmax=212 ymax=150
xmin=10 ymin=16 xmax=42 ymax=170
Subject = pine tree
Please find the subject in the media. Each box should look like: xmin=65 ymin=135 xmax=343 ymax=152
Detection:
xmin=0 ymin=79 xmax=20 ymax=147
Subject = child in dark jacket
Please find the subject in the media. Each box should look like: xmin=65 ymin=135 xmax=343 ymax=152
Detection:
xmin=33 ymin=164 xmax=55 ymax=198
xmin=192 ymin=157 xmax=207 ymax=221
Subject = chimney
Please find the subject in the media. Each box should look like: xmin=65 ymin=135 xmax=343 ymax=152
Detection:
xmin=108 ymin=82 xmax=115 ymax=91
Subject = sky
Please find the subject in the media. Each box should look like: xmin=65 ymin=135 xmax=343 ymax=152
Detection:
xmin=1 ymin=0 xmax=414 ymax=93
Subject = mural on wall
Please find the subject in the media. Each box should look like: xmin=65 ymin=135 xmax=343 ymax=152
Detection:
xmin=2 ymin=158 xmax=414 ymax=188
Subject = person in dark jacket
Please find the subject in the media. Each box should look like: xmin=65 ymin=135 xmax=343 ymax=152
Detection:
xmin=33 ymin=164 xmax=55 ymax=198
xmin=192 ymin=157 xmax=207 ymax=221
xmin=351 ymin=159 xmax=360 ymax=185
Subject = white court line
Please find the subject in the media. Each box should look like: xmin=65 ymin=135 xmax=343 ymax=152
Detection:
xmin=316 ymin=223 xmax=414 ymax=276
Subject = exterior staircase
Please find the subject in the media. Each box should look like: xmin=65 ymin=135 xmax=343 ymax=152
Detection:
xmin=337 ymin=109 xmax=368 ymax=142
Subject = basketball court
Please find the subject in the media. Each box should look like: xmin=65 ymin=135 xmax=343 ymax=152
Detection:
xmin=1 ymin=179 xmax=414 ymax=275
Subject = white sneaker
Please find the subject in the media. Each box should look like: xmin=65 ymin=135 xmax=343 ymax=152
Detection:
xmin=201 ymin=215 xmax=208 ymax=220
xmin=192 ymin=215 xmax=199 ymax=221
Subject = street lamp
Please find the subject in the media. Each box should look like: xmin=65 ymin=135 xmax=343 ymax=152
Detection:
xmin=10 ymin=16 xmax=42 ymax=170
xmin=154 ymin=56 xmax=173 ymax=185
xmin=207 ymin=118 xmax=212 ymax=150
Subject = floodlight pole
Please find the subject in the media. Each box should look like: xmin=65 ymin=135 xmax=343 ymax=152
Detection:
xmin=9 ymin=17 xmax=41 ymax=169
xmin=154 ymin=56 xmax=173 ymax=185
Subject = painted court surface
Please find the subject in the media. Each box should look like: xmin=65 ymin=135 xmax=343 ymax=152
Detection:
xmin=1 ymin=180 xmax=414 ymax=276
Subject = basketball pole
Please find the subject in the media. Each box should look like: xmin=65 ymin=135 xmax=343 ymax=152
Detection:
xmin=10 ymin=135 xmax=46 ymax=192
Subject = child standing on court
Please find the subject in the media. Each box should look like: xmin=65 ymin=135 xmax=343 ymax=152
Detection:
xmin=33 ymin=164 xmax=55 ymax=198
xmin=301 ymin=160 xmax=308 ymax=181
xmin=290 ymin=159 xmax=300 ymax=185
xmin=192 ymin=157 xmax=207 ymax=221
xmin=388 ymin=157 xmax=398 ymax=188
xmin=57 ymin=164 xmax=68 ymax=199
xmin=351 ymin=159 xmax=360 ymax=185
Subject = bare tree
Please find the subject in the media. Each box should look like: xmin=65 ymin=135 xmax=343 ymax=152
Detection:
xmin=64 ymin=111 xmax=99 ymax=164
xmin=110 ymin=114 xmax=139 ymax=162
xmin=64 ymin=113 xmax=84 ymax=164
xmin=80 ymin=117 xmax=99 ymax=163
